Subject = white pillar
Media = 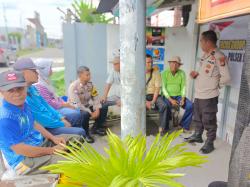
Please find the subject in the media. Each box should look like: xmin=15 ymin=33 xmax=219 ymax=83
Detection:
xmin=119 ymin=0 xmax=146 ymax=138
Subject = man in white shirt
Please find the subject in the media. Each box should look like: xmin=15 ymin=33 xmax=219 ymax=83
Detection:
xmin=101 ymin=50 xmax=121 ymax=106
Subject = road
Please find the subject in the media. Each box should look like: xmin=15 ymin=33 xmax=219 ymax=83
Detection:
xmin=0 ymin=48 xmax=64 ymax=73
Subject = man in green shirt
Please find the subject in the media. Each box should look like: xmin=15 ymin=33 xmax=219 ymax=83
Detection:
xmin=161 ymin=56 xmax=193 ymax=131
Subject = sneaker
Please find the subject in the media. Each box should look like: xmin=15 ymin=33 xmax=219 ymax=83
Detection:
xmin=85 ymin=135 xmax=95 ymax=143
xmin=91 ymin=128 xmax=107 ymax=136
xmin=184 ymin=132 xmax=203 ymax=143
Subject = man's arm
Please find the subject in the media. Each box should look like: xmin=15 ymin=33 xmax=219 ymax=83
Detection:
xmin=68 ymin=81 xmax=92 ymax=113
xmin=161 ymin=71 xmax=170 ymax=99
xmin=152 ymin=72 xmax=161 ymax=103
xmin=11 ymin=143 xmax=66 ymax=158
xmin=217 ymin=55 xmax=231 ymax=87
xmin=11 ymin=143 xmax=54 ymax=157
xmin=34 ymin=123 xmax=54 ymax=140
xmin=101 ymin=84 xmax=112 ymax=102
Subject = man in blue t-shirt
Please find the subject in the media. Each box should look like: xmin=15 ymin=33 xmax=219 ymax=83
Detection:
xmin=0 ymin=70 xmax=78 ymax=175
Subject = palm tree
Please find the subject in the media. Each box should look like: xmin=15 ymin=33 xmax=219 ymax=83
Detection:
xmin=43 ymin=130 xmax=207 ymax=187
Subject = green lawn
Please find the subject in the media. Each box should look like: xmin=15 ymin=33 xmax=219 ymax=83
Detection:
xmin=50 ymin=70 xmax=65 ymax=96
xmin=17 ymin=48 xmax=43 ymax=57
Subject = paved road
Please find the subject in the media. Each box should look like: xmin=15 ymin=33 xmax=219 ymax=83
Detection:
xmin=0 ymin=48 xmax=64 ymax=73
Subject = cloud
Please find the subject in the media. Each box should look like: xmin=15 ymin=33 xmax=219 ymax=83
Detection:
xmin=0 ymin=0 xmax=81 ymax=38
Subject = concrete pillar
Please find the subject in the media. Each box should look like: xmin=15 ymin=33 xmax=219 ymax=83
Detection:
xmin=119 ymin=0 xmax=146 ymax=138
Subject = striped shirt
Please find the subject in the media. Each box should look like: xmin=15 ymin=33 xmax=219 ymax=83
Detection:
xmin=34 ymin=84 xmax=63 ymax=109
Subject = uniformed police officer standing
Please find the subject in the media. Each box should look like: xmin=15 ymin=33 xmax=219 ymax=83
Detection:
xmin=185 ymin=30 xmax=231 ymax=154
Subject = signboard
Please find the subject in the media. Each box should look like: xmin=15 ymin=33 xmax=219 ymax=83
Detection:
xmin=198 ymin=0 xmax=250 ymax=23
xmin=146 ymin=27 xmax=166 ymax=71
xmin=146 ymin=47 xmax=165 ymax=71
xmin=208 ymin=15 xmax=249 ymax=88
xmin=146 ymin=27 xmax=165 ymax=46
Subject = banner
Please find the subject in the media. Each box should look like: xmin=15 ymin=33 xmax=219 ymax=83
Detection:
xmin=146 ymin=27 xmax=165 ymax=46
xmin=208 ymin=15 xmax=249 ymax=88
xmin=146 ymin=27 xmax=166 ymax=72
xmin=146 ymin=47 xmax=165 ymax=71
xmin=198 ymin=0 xmax=250 ymax=23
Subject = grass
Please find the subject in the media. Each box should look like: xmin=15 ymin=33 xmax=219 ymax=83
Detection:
xmin=50 ymin=70 xmax=65 ymax=96
xmin=17 ymin=48 xmax=43 ymax=57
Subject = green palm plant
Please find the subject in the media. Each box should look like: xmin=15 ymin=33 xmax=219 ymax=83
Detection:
xmin=42 ymin=130 xmax=207 ymax=187
xmin=72 ymin=0 xmax=113 ymax=24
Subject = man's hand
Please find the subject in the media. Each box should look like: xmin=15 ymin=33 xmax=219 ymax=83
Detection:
xmin=51 ymin=136 xmax=66 ymax=145
xmin=91 ymin=109 xmax=100 ymax=119
xmin=116 ymin=99 xmax=121 ymax=107
xmin=100 ymin=96 xmax=107 ymax=103
xmin=146 ymin=101 xmax=152 ymax=110
xmin=180 ymin=97 xmax=185 ymax=107
xmin=62 ymin=102 xmax=75 ymax=109
xmin=62 ymin=118 xmax=72 ymax=127
xmin=169 ymin=98 xmax=178 ymax=107
xmin=190 ymin=71 xmax=199 ymax=79
xmin=52 ymin=144 xmax=66 ymax=154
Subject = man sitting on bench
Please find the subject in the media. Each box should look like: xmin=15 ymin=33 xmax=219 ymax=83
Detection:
xmin=0 ymin=70 xmax=78 ymax=175
xmin=161 ymin=56 xmax=193 ymax=132
xmin=145 ymin=54 xmax=168 ymax=136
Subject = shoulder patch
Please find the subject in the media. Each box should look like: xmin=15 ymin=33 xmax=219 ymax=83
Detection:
xmin=91 ymin=87 xmax=98 ymax=97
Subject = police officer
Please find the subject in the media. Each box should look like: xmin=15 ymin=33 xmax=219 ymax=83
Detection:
xmin=68 ymin=66 xmax=108 ymax=142
xmin=185 ymin=30 xmax=231 ymax=154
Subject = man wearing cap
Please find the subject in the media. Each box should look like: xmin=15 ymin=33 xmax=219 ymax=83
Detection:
xmin=185 ymin=30 xmax=231 ymax=154
xmin=101 ymin=51 xmax=121 ymax=107
xmin=0 ymin=70 xmax=78 ymax=175
xmin=161 ymin=56 xmax=193 ymax=132
xmin=13 ymin=58 xmax=86 ymax=139
xmin=145 ymin=54 xmax=169 ymax=135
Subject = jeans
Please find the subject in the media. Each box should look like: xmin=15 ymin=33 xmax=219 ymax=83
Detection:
xmin=57 ymin=107 xmax=90 ymax=134
xmin=146 ymin=95 xmax=169 ymax=131
xmin=90 ymin=103 xmax=109 ymax=129
xmin=46 ymin=126 xmax=86 ymax=137
xmin=163 ymin=96 xmax=193 ymax=130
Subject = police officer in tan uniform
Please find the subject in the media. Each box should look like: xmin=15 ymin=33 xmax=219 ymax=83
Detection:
xmin=185 ymin=30 xmax=231 ymax=154
xmin=68 ymin=66 xmax=108 ymax=143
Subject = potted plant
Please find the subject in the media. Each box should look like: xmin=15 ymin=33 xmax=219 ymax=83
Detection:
xmin=43 ymin=130 xmax=207 ymax=187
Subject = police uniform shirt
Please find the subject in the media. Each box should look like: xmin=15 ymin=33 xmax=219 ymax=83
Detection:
xmin=68 ymin=79 xmax=101 ymax=113
xmin=195 ymin=48 xmax=231 ymax=99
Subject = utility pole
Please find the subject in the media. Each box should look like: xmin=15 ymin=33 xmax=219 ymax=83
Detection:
xmin=2 ymin=3 xmax=9 ymax=45
xmin=119 ymin=0 xmax=146 ymax=138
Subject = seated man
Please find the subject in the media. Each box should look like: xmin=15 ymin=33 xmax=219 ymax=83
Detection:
xmin=33 ymin=58 xmax=94 ymax=143
xmin=145 ymin=54 xmax=168 ymax=135
xmin=161 ymin=56 xmax=193 ymax=132
xmin=101 ymin=50 xmax=121 ymax=107
xmin=0 ymin=70 xmax=76 ymax=175
xmin=68 ymin=66 xmax=108 ymax=136
xmin=13 ymin=58 xmax=86 ymax=139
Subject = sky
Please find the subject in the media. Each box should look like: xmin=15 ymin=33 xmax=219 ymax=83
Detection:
xmin=0 ymin=0 xmax=100 ymax=39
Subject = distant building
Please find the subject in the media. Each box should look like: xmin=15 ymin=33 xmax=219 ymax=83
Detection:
xmin=26 ymin=11 xmax=47 ymax=48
